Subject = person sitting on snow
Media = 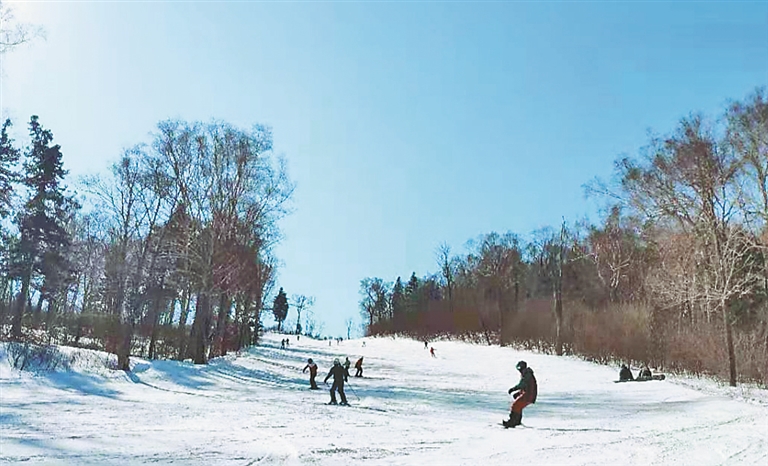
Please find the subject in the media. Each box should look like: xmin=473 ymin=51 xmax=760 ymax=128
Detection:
xmin=637 ymin=365 xmax=653 ymax=381
xmin=619 ymin=364 xmax=634 ymax=382
xmin=504 ymin=360 xmax=537 ymax=428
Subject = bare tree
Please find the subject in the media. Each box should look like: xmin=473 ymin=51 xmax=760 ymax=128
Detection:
xmin=345 ymin=317 xmax=354 ymax=340
xmin=436 ymin=242 xmax=455 ymax=313
xmin=0 ymin=1 xmax=43 ymax=54
xmin=617 ymin=116 xmax=752 ymax=386
xmin=291 ymin=294 xmax=314 ymax=335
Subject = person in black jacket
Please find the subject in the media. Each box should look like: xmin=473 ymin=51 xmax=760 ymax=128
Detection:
xmin=503 ymin=360 xmax=538 ymax=428
xmin=619 ymin=364 xmax=634 ymax=382
xmin=324 ymin=358 xmax=349 ymax=405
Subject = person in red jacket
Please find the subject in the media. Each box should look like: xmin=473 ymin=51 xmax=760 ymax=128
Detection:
xmin=302 ymin=358 xmax=319 ymax=389
xmin=503 ymin=360 xmax=537 ymax=428
xmin=354 ymin=357 xmax=364 ymax=377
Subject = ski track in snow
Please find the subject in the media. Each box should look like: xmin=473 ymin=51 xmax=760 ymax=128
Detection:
xmin=1 ymin=333 xmax=767 ymax=465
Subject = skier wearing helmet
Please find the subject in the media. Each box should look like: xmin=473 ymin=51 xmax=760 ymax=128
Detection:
xmin=503 ymin=360 xmax=537 ymax=428
xmin=302 ymin=358 xmax=319 ymax=389
xmin=323 ymin=358 xmax=349 ymax=405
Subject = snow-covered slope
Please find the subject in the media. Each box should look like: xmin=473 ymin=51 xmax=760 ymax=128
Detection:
xmin=1 ymin=333 xmax=766 ymax=465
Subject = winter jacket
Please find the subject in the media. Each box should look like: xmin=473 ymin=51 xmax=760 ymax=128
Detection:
xmin=355 ymin=358 xmax=363 ymax=369
xmin=324 ymin=364 xmax=348 ymax=384
xmin=619 ymin=365 xmax=634 ymax=381
xmin=509 ymin=367 xmax=537 ymax=403
xmin=303 ymin=362 xmax=318 ymax=376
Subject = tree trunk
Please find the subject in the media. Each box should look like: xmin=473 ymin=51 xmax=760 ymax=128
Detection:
xmin=176 ymin=288 xmax=191 ymax=361
xmin=189 ymin=291 xmax=211 ymax=364
xmin=554 ymin=288 xmax=564 ymax=356
xmin=210 ymin=293 xmax=230 ymax=359
xmin=117 ymin=321 xmax=132 ymax=371
xmin=11 ymin=272 xmax=31 ymax=340
xmin=722 ymin=300 xmax=737 ymax=387
xmin=148 ymin=292 xmax=162 ymax=360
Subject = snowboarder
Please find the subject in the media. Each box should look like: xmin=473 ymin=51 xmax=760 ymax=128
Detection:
xmin=302 ymin=358 xmax=319 ymax=389
xmin=429 ymin=347 xmax=436 ymax=358
xmin=503 ymin=360 xmax=537 ymax=428
xmin=637 ymin=365 xmax=652 ymax=381
xmin=619 ymin=364 xmax=634 ymax=382
xmin=354 ymin=357 xmax=364 ymax=377
xmin=323 ymin=358 xmax=348 ymax=405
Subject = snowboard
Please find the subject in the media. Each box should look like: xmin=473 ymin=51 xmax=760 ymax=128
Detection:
xmin=614 ymin=374 xmax=666 ymax=383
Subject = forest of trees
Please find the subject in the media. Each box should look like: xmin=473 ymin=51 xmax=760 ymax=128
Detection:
xmin=360 ymin=88 xmax=768 ymax=387
xmin=0 ymin=116 xmax=294 ymax=369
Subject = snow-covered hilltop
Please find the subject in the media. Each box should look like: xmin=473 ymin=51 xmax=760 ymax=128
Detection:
xmin=1 ymin=333 xmax=766 ymax=465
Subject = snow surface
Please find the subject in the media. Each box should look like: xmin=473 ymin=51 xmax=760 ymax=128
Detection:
xmin=1 ymin=333 xmax=767 ymax=465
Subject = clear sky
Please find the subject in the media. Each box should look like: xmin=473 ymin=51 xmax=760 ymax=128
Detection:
xmin=2 ymin=1 xmax=766 ymax=337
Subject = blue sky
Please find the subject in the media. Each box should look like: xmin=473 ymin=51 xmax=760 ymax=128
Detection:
xmin=2 ymin=1 xmax=766 ymax=337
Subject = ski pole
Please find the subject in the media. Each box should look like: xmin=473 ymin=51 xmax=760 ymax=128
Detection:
xmin=345 ymin=380 xmax=361 ymax=401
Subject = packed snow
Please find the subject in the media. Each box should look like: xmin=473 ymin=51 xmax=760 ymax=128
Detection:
xmin=1 ymin=333 xmax=766 ymax=465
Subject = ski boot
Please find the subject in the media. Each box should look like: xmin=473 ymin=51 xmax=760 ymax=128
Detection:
xmin=339 ymin=401 xmax=349 ymax=406
xmin=328 ymin=400 xmax=338 ymax=405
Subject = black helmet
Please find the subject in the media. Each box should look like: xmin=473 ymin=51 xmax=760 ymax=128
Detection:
xmin=516 ymin=361 xmax=527 ymax=371
xmin=308 ymin=358 xmax=313 ymax=363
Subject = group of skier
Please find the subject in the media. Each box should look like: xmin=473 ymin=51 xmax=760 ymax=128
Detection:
xmin=302 ymin=356 xmax=364 ymax=404
xmin=295 ymin=338 xmax=539 ymax=426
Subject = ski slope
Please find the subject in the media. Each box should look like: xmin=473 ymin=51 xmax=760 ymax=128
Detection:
xmin=1 ymin=333 xmax=766 ymax=465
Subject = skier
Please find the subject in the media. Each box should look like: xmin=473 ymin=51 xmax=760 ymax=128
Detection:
xmin=343 ymin=357 xmax=351 ymax=372
xmin=503 ymin=360 xmax=537 ymax=428
xmin=323 ymin=358 xmax=348 ymax=405
xmin=619 ymin=364 xmax=634 ymax=382
xmin=280 ymin=339 xmax=285 ymax=349
xmin=354 ymin=357 xmax=364 ymax=377
xmin=429 ymin=347 xmax=436 ymax=358
xmin=302 ymin=358 xmax=319 ymax=389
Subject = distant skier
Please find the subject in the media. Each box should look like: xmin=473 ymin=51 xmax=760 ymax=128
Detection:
xmin=503 ymin=360 xmax=537 ymax=428
xmin=343 ymin=357 xmax=351 ymax=372
xmin=429 ymin=347 xmax=436 ymax=358
xmin=323 ymin=358 xmax=348 ymax=405
xmin=280 ymin=339 xmax=285 ymax=349
xmin=424 ymin=340 xmax=428 ymax=349
xmin=354 ymin=357 xmax=364 ymax=377
xmin=619 ymin=364 xmax=634 ymax=382
xmin=303 ymin=358 xmax=319 ymax=389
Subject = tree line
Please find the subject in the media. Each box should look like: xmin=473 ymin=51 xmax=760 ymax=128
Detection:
xmin=0 ymin=116 xmax=294 ymax=369
xmin=360 ymin=88 xmax=768 ymax=387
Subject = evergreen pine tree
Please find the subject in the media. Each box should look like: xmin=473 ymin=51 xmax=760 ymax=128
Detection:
xmin=10 ymin=116 xmax=77 ymax=339
xmin=272 ymin=287 xmax=289 ymax=332
xmin=0 ymin=119 xmax=20 ymax=220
